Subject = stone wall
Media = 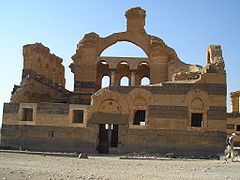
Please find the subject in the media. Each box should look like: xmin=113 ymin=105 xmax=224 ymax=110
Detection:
xmin=23 ymin=43 xmax=65 ymax=87
xmin=109 ymin=83 xmax=226 ymax=95
xmin=1 ymin=124 xmax=96 ymax=153
xmin=119 ymin=128 xmax=226 ymax=157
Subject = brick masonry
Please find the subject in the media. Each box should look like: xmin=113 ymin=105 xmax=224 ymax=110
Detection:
xmin=1 ymin=124 xmax=226 ymax=157
xmin=37 ymin=103 xmax=69 ymax=114
xmin=89 ymin=113 xmax=128 ymax=124
xmin=227 ymin=112 xmax=240 ymax=118
xmin=120 ymin=128 xmax=226 ymax=156
xmin=148 ymin=105 xmax=188 ymax=119
xmin=1 ymin=124 xmax=96 ymax=153
xmin=74 ymin=81 xmax=96 ymax=89
xmin=109 ymin=83 xmax=226 ymax=96
xmin=22 ymin=69 xmax=63 ymax=92
xmin=3 ymin=103 xmax=20 ymax=114
xmin=207 ymin=106 xmax=226 ymax=120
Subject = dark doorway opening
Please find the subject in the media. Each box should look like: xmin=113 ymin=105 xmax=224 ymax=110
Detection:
xmin=98 ymin=124 xmax=118 ymax=154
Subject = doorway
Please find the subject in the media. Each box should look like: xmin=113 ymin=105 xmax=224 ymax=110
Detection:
xmin=98 ymin=124 xmax=118 ymax=154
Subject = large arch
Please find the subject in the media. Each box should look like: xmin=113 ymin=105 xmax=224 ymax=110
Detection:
xmin=97 ymin=32 xmax=150 ymax=57
xmin=100 ymin=41 xmax=148 ymax=57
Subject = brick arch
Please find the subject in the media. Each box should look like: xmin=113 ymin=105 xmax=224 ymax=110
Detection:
xmin=191 ymin=97 xmax=204 ymax=110
xmin=184 ymin=89 xmax=211 ymax=111
xmin=127 ymin=88 xmax=153 ymax=107
xmin=90 ymin=89 xmax=129 ymax=114
xmin=97 ymin=32 xmax=150 ymax=57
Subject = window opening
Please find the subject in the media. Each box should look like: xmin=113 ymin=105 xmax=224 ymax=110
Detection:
xmin=120 ymin=61 xmax=128 ymax=65
xmin=120 ymin=76 xmax=129 ymax=86
xmin=101 ymin=76 xmax=110 ymax=88
xmin=133 ymin=110 xmax=146 ymax=125
xmin=101 ymin=61 xmax=108 ymax=65
xmin=105 ymin=124 xmax=109 ymax=130
xmin=236 ymin=125 xmax=240 ymax=131
xmin=22 ymin=108 xmax=33 ymax=121
xmin=73 ymin=110 xmax=84 ymax=123
xmin=141 ymin=77 xmax=150 ymax=85
xmin=139 ymin=62 xmax=148 ymax=65
xmin=191 ymin=113 xmax=203 ymax=127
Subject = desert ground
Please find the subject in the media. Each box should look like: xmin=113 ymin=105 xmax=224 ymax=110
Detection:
xmin=0 ymin=152 xmax=240 ymax=180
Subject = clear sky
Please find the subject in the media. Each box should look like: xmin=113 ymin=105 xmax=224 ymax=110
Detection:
xmin=1 ymin=0 xmax=240 ymax=127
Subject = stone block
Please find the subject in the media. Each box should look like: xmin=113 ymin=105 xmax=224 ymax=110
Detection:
xmin=3 ymin=103 xmax=20 ymax=114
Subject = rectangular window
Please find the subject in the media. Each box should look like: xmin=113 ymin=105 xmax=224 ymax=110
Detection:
xmin=191 ymin=113 xmax=203 ymax=127
xmin=73 ymin=110 xmax=84 ymax=123
xmin=133 ymin=110 xmax=146 ymax=125
xmin=236 ymin=125 xmax=240 ymax=131
xmin=22 ymin=108 xmax=33 ymax=121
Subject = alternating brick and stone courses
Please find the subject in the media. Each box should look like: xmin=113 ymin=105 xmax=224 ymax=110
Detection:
xmin=1 ymin=7 xmax=228 ymax=158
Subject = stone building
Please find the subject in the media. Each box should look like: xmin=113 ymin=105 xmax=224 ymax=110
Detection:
xmin=227 ymin=91 xmax=240 ymax=146
xmin=1 ymin=7 xmax=227 ymax=157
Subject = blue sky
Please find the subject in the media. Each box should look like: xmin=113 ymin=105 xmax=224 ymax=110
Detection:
xmin=0 ymin=0 xmax=240 ymax=126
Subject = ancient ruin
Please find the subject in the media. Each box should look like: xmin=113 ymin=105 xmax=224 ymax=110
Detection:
xmin=1 ymin=7 xmax=227 ymax=157
xmin=227 ymin=91 xmax=240 ymax=146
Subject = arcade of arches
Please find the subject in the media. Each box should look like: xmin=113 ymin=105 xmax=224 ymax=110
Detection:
xmin=97 ymin=59 xmax=150 ymax=89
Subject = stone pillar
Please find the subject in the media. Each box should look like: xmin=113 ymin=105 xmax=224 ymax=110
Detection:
xmin=110 ymin=70 xmax=116 ymax=86
xmin=130 ymin=71 xmax=136 ymax=86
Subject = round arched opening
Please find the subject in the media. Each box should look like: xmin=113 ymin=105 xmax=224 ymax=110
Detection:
xmin=120 ymin=61 xmax=128 ymax=65
xmin=96 ymin=61 xmax=110 ymax=90
xmin=136 ymin=62 xmax=150 ymax=85
xmin=101 ymin=76 xmax=110 ymax=88
xmin=120 ymin=76 xmax=129 ymax=86
xmin=141 ymin=77 xmax=150 ymax=85
xmin=100 ymin=61 xmax=108 ymax=65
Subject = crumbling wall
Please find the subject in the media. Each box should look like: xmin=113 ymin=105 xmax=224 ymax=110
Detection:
xmin=11 ymin=43 xmax=67 ymax=103
xmin=172 ymin=45 xmax=225 ymax=82
xmin=22 ymin=43 xmax=65 ymax=87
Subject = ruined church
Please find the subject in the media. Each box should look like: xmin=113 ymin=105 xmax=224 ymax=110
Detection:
xmin=1 ymin=7 xmax=227 ymax=157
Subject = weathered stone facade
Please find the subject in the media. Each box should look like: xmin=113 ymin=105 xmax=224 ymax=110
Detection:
xmin=227 ymin=91 xmax=240 ymax=146
xmin=1 ymin=7 xmax=227 ymax=157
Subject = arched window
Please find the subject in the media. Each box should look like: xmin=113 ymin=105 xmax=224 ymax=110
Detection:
xmin=96 ymin=61 xmax=110 ymax=90
xmin=137 ymin=62 xmax=150 ymax=86
xmin=139 ymin=62 xmax=148 ymax=66
xmin=100 ymin=61 xmax=108 ymax=65
xmin=101 ymin=76 xmax=110 ymax=88
xmin=120 ymin=76 xmax=129 ymax=86
xmin=141 ymin=77 xmax=150 ymax=85
xmin=120 ymin=61 xmax=128 ymax=65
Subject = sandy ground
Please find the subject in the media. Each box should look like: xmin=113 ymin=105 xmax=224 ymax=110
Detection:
xmin=0 ymin=152 xmax=240 ymax=180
